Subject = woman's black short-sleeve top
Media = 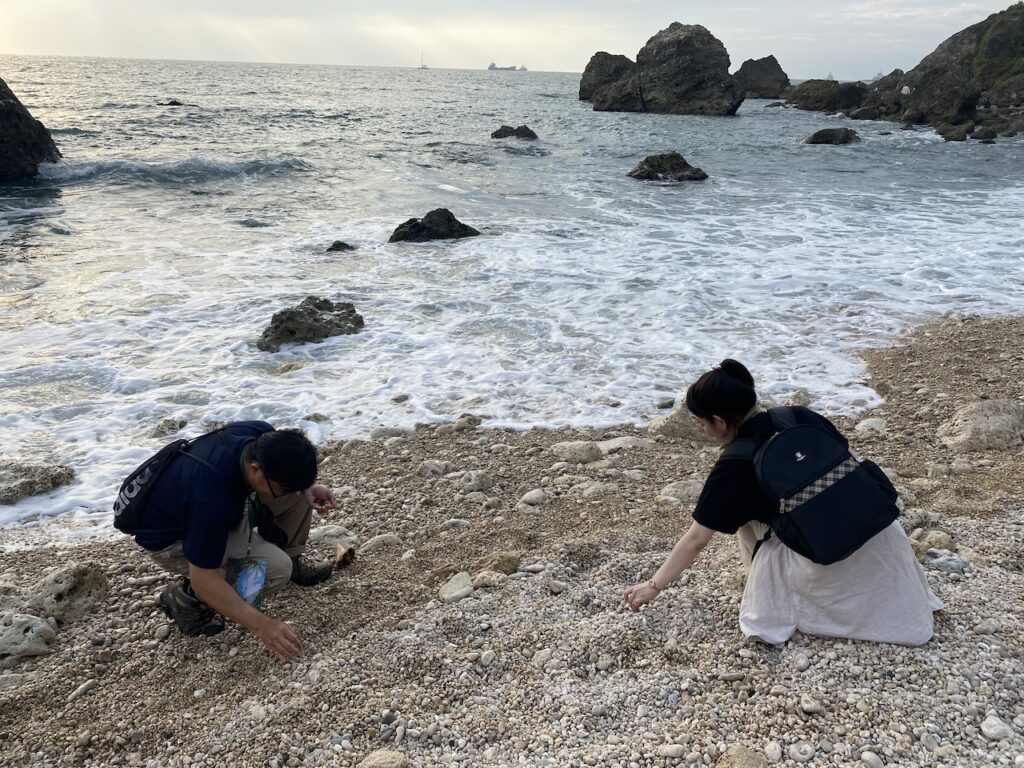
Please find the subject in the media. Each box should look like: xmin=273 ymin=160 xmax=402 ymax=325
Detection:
xmin=691 ymin=407 xmax=845 ymax=535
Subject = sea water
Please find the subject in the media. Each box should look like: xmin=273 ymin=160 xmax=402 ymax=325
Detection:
xmin=1 ymin=55 xmax=1023 ymax=532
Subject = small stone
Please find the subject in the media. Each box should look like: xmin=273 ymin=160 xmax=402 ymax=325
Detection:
xmin=981 ymin=714 xmax=1013 ymax=741
xmin=67 ymin=679 xmax=97 ymax=702
xmin=923 ymin=549 xmax=968 ymax=573
xmin=793 ymin=654 xmax=810 ymax=671
xmin=860 ymin=750 xmax=884 ymax=768
xmin=471 ymin=570 xmax=508 ymax=589
xmin=438 ymin=572 xmax=474 ymax=603
xmin=788 ymin=741 xmax=815 ymax=763
xmin=656 ymin=744 xmax=686 ymax=758
xmin=155 ymin=625 xmax=171 ymax=642
xmin=550 ymin=441 xmax=602 ymax=464
xmin=715 ymin=745 xmax=768 ymax=767
xmin=519 ymin=489 xmax=548 ymax=507
xmin=456 ymin=470 xmax=493 ymax=493
xmin=799 ymin=693 xmax=824 ymax=714
xmin=358 ymin=750 xmax=409 ymax=768
xmin=479 ymin=650 xmax=496 ymax=667
xmin=973 ymin=619 xmax=1000 ymax=635
xmin=547 ymin=579 xmax=567 ymax=595
xmin=765 ymin=742 xmax=783 ymax=763
xmin=360 ymin=534 xmax=402 ymax=553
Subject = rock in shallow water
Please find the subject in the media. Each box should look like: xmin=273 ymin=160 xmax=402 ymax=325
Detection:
xmin=257 ymin=296 xmax=364 ymax=352
xmin=803 ymin=127 xmax=860 ymax=145
xmin=628 ymin=151 xmax=708 ymax=181
xmin=388 ymin=208 xmax=480 ymax=243
xmin=0 ymin=77 xmax=62 ymax=182
xmin=0 ymin=460 xmax=75 ymax=505
xmin=491 ymin=124 xmax=537 ymax=139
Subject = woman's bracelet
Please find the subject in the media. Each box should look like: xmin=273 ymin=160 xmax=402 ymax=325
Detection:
xmin=648 ymin=578 xmax=662 ymax=593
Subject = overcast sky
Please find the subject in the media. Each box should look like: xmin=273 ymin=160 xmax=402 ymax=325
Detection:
xmin=0 ymin=1 xmax=1013 ymax=80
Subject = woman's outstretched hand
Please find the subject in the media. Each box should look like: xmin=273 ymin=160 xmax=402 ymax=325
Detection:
xmin=623 ymin=581 xmax=659 ymax=612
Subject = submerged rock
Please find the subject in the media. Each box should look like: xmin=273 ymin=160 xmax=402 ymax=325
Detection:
xmin=0 ymin=460 xmax=75 ymax=505
xmin=491 ymin=124 xmax=538 ymax=139
xmin=628 ymin=151 xmax=708 ymax=181
xmin=388 ymin=208 xmax=480 ymax=243
xmin=257 ymin=296 xmax=365 ymax=352
xmin=803 ymin=127 xmax=860 ymax=145
xmin=584 ymin=23 xmax=744 ymax=115
xmin=734 ymin=55 xmax=790 ymax=99
xmin=0 ymin=77 xmax=62 ymax=182
xmin=326 ymin=240 xmax=356 ymax=252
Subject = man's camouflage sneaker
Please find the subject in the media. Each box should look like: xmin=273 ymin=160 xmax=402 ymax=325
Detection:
xmin=290 ymin=555 xmax=333 ymax=586
xmin=159 ymin=580 xmax=225 ymax=636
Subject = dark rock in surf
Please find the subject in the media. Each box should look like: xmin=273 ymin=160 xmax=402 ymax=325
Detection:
xmin=327 ymin=240 xmax=356 ymax=252
xmin=764 ymin=102 xmax=786 ymax=108
xmin=388 ymin=208 xmax=480 ymax=243
xmin=734 ymin=55 xmax=790 ymax=99
xmin=583 ymin=23 xmax=744 ymax=115
xmin=158 ymin=100 xmax=185 ymax=107
xmin=257 ymin=296 xmax=365 ymax=352
xmin=491 ymin=125 xmax=538 ymax=140
xmin=579 ymin=53 xmax=636 ymax=101
xmin=935 ymin=123 xmax=970 ymax=142
xmin=628 ymin=151 xmax=708 ymax=181
xmin=847 ymin=106 xmax=880 ymax=120
xmin=803 ymin=127 xmax=860 ymax=145
xmin=0 ymin=77 xmax=61 ymax=182
xmin=785 ymin=80 xmax=867 ymax=113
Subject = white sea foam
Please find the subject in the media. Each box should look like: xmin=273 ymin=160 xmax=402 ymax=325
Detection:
xmin=1 ymin=59 xmax=1023 ymax=536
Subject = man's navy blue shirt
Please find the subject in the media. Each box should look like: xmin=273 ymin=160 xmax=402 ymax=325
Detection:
xmin=134 ymin=421 xmax=274 ymax=568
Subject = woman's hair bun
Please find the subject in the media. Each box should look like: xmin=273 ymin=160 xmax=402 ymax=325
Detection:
xmin=718 ymin=359 xmax=755 ymax=388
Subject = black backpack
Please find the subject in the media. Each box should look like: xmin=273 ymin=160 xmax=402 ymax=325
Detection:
xmin=722 ymin=407 xmax=899 ymax=565
xmin=112 ymin=433 xmax=226 ymax=534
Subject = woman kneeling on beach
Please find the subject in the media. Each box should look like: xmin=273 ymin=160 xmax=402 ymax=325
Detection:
xmin=624 ymin=360 xmax=942 ymax=645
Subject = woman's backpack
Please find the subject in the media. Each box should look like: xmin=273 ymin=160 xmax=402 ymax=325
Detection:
xmin=722 ymin=407 xmax=899 ymax=565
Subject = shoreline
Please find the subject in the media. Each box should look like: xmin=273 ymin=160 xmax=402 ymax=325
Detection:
xmin=2 ymin=312 xmax=1023 ymax=767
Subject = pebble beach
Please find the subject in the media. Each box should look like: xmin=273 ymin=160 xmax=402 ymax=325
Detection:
xmin=2 ymin=313 xmax=1023 ymax=768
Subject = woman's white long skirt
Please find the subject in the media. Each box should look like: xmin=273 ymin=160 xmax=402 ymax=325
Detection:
xmin=737 ymin=520 xmax=944 ymax=646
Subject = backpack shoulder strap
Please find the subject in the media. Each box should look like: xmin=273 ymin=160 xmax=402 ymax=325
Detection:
xmin=721 ymin=436 xmax=758 ymax=461
xmin=766 ymin=406 xmax=798 ymax=431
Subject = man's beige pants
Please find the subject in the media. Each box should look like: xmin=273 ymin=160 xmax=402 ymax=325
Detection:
xmin=147 ymin=494 xmax=312 ymax=596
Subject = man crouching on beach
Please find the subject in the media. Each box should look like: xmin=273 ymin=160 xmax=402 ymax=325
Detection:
xmin=126 ymin=421 xmax=336 ymax=660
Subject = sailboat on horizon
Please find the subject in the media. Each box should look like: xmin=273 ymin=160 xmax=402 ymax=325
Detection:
xmin=419 ymin=49 xmax=428 ymax=70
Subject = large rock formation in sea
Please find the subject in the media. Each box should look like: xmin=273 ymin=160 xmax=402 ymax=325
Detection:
xmin=789 ymin=3 xmax=1024 ymax=139
xmin=580 ymin=23 xmax=744 ymax=115
xmin=734 ymin=55 xmax=790 ymax=99
xmin=0 ymin=76 xmax=61 ymax=182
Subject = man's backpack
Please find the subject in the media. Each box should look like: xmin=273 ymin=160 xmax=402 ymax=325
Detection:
xmin=112 ymin=433 xmax=226 ymax=534
xmin=722 ymin=407 xmax=899 ymax=565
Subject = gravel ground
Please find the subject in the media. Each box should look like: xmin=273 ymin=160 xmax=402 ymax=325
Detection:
xmin=1 ymin=314 xmax=1022 ymax=768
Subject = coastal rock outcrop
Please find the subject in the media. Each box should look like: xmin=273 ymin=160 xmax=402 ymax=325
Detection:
xmin=628 ymin=151 xmax=708 ymax=181
xmin=21 ymin=563 xmax=108 ymax=625
xmin=792 ymin=4 xmax=1024 ymax=139
xmin=803 ymin=127 xmax=860 ymax=145
xmin=0 ymin=460 xmax=75 ymax=505
xmin=257 ymin=296 xmax=365 ymax=352
xmin=785 ymin=79 xmax=867 ymax=113
xmin=0 ymin=77 xmax=61 ymax=182
xmin=734 ymin=55 xmax=790 ymax=98
xmin=326 ymin=240 xmax=356 ymax=252
xmin=582 ymin=23 xmax=744 ymax=115
xmin=579 ymin=53 xmax=636 ymax=100
xmin=491 ymin=124 xmax=538 ymax=139
xmin=388 ymin=208 xmax=480 ymax=243
xmin=648 ymin=402 xmax=710 ymax=441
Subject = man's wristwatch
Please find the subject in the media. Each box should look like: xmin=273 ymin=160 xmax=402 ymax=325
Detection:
xmin=648 ymin=578 xmax=661 ymax=593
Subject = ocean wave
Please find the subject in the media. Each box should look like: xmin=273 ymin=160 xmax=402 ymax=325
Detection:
xmin=37 ymin=154 xmax=313 ymax=184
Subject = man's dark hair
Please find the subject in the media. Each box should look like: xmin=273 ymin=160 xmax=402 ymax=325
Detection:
xmin=685 ymin=359 xmax=757 ymax=426
xmin=253 ymin=429 xmax=317 ymax=493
